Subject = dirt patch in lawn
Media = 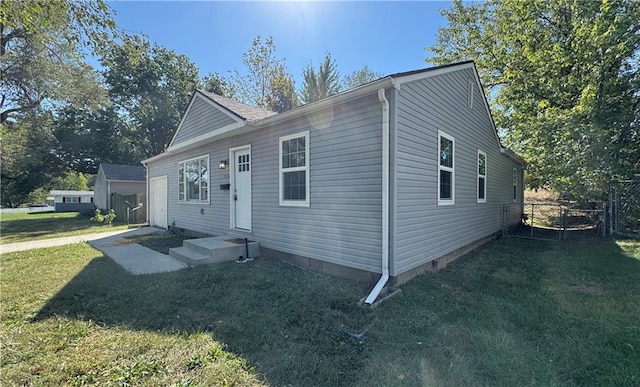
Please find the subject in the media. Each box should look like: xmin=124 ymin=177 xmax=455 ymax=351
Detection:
xmin=121 ymin=232 xmax=192 ymax=254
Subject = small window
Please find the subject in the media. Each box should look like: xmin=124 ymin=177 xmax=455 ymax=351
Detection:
xmin=438 ymin=131 xmax=455 ymax=205
xmin=63 ymin=196 xmax=80 ymax=203
xmin=478 ymin=150 xmax=487 ymax=203
xmin=513 ymin=168 xmax=518 ymax=202
xmin=178 ymin=155 xmax=209 ymax=203
xmin=279 ymin=131 xmax=309 ymax=207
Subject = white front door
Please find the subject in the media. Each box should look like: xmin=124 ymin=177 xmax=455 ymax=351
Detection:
xmin=150 ymin=176 xmax=168 ymax=229
xmin=231 ymin=147 xmax=252 ymax=230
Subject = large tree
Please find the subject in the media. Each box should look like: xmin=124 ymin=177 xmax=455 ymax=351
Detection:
xmin=0 ymin=0 xmax=117 ymax=123
xmin=0 ymin=112 xmax=60 ymax=207
xmin=230 ymin=36 xmax=297 ymax=112
xmin=430 ymin=0 xmax=640 ymax=201
xmin=299 ymin=52 xmax=342 ymax=104
xmin=100 ymin=35 xmax=200 ymax=158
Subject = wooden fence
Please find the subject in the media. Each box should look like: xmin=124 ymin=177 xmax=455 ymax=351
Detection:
xmin=111 ymin=193 xmax=147 ymax=224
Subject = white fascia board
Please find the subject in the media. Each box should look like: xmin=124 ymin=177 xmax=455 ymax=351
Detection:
xmin=392 ymin=62 xmax=476 ymax=90
xmin=501 ymin=148 xmax=526 ymax=166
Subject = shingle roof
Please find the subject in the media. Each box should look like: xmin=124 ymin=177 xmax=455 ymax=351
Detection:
xmin=198 ymin=90 xmax=277 ymax=122
xmin=100 ymin=163 xmax=146 ymax=182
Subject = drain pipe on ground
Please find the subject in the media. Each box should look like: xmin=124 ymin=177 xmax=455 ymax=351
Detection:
xmin=364 ymin=87 xmax=391 ymax=305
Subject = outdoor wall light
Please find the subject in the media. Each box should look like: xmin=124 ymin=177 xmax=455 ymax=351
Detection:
xmin=219 ymin=159 xmax=229 ymax=169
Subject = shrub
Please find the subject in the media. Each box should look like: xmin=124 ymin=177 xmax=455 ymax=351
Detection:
xmin=90 ymin=209 xmax=116 ymax=225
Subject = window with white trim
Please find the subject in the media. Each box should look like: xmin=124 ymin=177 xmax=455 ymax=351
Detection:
xmin=478 ymin=150 xmax=487 ymax=203
xmin=279 ymin=131 xmax=309 ymax=206
xmin=178 ymin=155 xmax=209 ymax=203
xmin=438 ymin=131 xmax=455 ymax=205
xmin=512 ymin=168 xmax=518 ymax=202
xmin=63 ymin=197 xmax=80 ymax=203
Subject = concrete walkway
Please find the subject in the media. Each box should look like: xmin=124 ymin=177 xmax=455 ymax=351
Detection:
xmin=1 ymin=227 xmax=188 ymax=275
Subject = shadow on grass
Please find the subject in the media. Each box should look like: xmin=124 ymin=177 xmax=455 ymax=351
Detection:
xmin=32 ymin=237 xmax=640 ymax=386
xmin=33 ymin=254 xmax=373 ymax=386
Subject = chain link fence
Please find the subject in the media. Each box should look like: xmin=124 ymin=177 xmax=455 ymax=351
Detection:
xmin=610 ymin=180 xmax=640 ymax=237
xmin=504 ymin=202 xmax=606 ymax=241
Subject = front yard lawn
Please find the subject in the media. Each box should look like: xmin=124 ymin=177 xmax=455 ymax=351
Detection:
xmin=0 ymin=211 xmax=128 ymax=244
xmin=1 ymin=237 xmax=638 ymax=386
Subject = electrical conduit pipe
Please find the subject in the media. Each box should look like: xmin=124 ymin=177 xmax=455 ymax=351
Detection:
xmin=365 ymin=88 xmax=390 ymax=305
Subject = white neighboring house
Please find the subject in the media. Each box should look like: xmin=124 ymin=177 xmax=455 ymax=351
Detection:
xmin=49 ymin=190 xmax=94 ymax=212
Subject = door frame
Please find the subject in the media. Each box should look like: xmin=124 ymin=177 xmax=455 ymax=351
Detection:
xmin=229 ymin=145 xmax=252 ymax=232
xmin=149 ymin=175 xmax=168 ymax=229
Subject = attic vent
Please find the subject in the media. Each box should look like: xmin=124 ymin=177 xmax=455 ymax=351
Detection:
xmin=467 ymin=78 xmax=474 ymax=110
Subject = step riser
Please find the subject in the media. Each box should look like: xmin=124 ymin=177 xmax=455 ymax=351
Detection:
xmin=170 ymin=239 xmax=260 ymax=266
xmin=182 ymin=239 xmax=216 ymax=255
xmin=169 ymin=247 xmax=208 ymax=266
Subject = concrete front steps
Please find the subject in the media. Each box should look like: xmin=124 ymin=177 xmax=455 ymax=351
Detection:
xmin=169 ymin=236 xmax=260 ymax=266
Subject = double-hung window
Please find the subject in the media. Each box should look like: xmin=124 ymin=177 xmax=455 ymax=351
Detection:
xmin=279 ymin=131 xmax=309 ymax=207
xmin=178 ymin=155 xmax=209 ymax=203
xmin=438 ymin=131 xmax=455 ymax=205
xmin=477 ymin=150 xmax=487 ymax=203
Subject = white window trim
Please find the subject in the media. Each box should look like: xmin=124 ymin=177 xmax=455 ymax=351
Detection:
xmin=477 ymin=150 xmax=487 ymax=203
xmin=513 ymin=167 xmax=518 ymax=202
xmin=279 ymin=131 xmax=310 ymax=207
xmin=437 ymin=130 xmax=455 ymax=206
xmin=178 ymin=154 xmax=210 ymax=204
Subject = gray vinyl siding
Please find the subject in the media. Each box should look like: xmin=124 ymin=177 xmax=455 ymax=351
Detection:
xmin=172 ymin=96 xmax=237 ymax=146
xmin=393 ymin=68 xmax=523 ymax=275
xmin=148 ymin=94 xmax=384 ymax=274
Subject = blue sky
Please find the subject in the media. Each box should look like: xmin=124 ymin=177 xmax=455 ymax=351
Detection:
xmin=106 ymin=1 xmax=452 ymax=85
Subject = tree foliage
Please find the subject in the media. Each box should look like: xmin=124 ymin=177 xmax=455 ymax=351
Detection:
xmin=0 ymin=0 xmax=117 ymax=123
xmin=100 ymin=35 xmax=200 ymax=158
xmin=299 ymin=52 xmax=342 ymax=104
xmin=343 ymin=65 xmax=383 ymax=90
xmin=430 ymin=0 xmax=640 ymax=201
xmin=265 ymin=65 xmax=298 ymax=113
xmin=201 ymin=72 xmax=236 ymax=98
xmin=0 ymin=112 xmax=59 ymax=207
xmin=230 ymin=36 xmax=297 ymax=112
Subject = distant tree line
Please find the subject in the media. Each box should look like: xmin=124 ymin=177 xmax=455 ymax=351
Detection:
xmin=3 ymin=0 xmax=635 ymax=207
xmin=0 ymin=1 xmax=382 ymax=207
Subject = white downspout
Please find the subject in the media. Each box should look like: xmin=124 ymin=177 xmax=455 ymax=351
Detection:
xmin=107 ymin=180 xmax=111 ymax=211
xmin=143 ymin=164 xmax=150 ymax=225
xmin=365 ymin=88 xmax=390 ymax=305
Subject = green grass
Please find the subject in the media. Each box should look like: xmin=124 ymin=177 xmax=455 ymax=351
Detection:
xmin=1 ymin=237 xmax=639 ymax=386
xmin=0 ymin=211 xmax=128 ymax=244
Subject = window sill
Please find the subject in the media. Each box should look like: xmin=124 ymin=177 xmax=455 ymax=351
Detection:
xmin=279 ymin=200 xmax=310 ymax=207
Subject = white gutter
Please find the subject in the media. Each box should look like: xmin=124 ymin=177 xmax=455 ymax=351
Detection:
xmin=365 ymin=88 xmax=391 ymax=305
xmin=107 ymin=180 xmax=111 ymax=211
